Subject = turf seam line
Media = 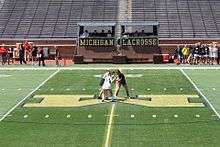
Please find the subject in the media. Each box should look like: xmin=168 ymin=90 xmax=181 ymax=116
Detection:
xmin=180 ymin=69 xmax=220 ymax=118
xmin=0 ymin=69 xmax=60 ymax=122
xmin=104 ymin=103 xmax=115 ymax=147
xmin=0 ymin=67 xmax=220 ymax=70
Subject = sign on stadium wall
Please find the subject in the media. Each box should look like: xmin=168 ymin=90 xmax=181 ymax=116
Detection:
xmin=79 ymin=38 xmax=115 ymax=46
xmin=120 ymin=37 xmax=159 ymax=46
xmin=79 ymin=37 xmax=159 ymax=46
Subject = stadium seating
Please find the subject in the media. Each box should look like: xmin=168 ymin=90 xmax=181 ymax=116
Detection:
xmin=132 ymin=0 xmax=220 ymax=38
xmin=0 ymin=0 xmax=118 ymax=38
xmin=0 ymin=0 xmax=219 ymax=38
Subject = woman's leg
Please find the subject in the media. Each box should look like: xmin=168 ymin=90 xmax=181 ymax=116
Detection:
xmin=123 ymin=84 xmax=130 ymax=98
xmin=102 ymin=90 xmax=107 ymax=101
xmin=98 ymin=89 xmax=103 ymax=99
xmin=114 ymin=83 xmax=121 ymax=97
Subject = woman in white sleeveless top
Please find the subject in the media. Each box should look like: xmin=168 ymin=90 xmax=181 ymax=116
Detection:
xmin=209 ymin=43 xmax=218 ymax=65
xmin=101 ymin=70 xmax=114 ymax=102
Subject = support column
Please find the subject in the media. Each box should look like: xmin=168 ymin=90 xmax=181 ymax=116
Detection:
xmin=116 ymin=0 xmax=132 ymax=38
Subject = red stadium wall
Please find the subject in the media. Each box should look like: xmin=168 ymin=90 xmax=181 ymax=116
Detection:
xmin=0 ymin=38 xmax=219 ymax=63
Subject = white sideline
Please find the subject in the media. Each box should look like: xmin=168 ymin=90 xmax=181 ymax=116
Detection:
xmin=104 ymin=103 xmax=116 ymax=147
xmin=0 ymin=66 xmax=220 ymax=70
xmin=180 ymin=69 xmax=220 ymax=118
xmin=0 ymin=69 xmax=60 ymax=122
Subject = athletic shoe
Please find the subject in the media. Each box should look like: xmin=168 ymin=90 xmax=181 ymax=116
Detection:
xmin=125 ymin=96 xmax=131 ymax=99
xmin=112 ymin=99 xmax=117 ymax=102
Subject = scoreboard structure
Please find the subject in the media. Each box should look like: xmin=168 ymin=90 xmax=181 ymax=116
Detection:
xmin=74 ymin=21 xmax=160 ymax=63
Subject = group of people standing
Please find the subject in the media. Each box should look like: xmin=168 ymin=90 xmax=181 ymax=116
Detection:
xmin=17 ymin=41 xmax=45 ymax=66
xmin=173 ymin=42 xmax=220 ymax=65
xmin=0 ymin=41 xmax=46 ymax=66
xmin=0 ymin=45 xmax=13 ymax=65
xmin=99 ymin=69 xmax=130 ymax=102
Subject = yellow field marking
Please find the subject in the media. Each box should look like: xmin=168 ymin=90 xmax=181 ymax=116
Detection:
xmin=24 ymin=94 xmax=204 ymax=108
xmin=123 ymin=95 xmax=204 ymax=107
xmin=23 ymin=95 xmax=109 ymax=107
xmin=104 ymin=103 xmax=115 ymax=147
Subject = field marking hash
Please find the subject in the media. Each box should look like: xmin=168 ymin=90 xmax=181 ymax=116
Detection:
xmin=0 ymin=69 xmax=60 ymax=122
xmin=180 ymin=69 xmax=220 ymax=118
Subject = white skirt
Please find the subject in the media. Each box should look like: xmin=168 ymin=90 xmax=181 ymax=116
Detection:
xmin=210 ymin=52 xmax=218 ymax=58
xmin=102 ymin=82 xmax=111 ymax=90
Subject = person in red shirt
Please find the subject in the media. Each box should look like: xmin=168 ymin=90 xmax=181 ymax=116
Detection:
xmin=0 ymin=44 xmax=7 ymax=65
xmin=23 ymin=41 xmax=32 ymax=62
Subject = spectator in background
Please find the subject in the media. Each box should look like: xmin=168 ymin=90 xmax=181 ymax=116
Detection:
xmin=203 ymin=44 xmax=209 ymax=64
xmin=187 ymin=46 xmax=194 ymax=64
xmin=23 ymin=41 xmax=32 ymax=62
xmin=8 ymin=47 xmax=14 ymax=64
xmin=173 ymin=45 xmax=182 ymax=64
xmin=181 ymin=44 xmax=190 ymax=64
xmin=31 ymin=44 xmax=38 ymax=65
xmin=107 ymin=30 xmax=112 ymax=37
xmin=91 ymin=30 xmax=98 ymax=37
xmin=55 ymin=46 xmax=60 ymax=66
xmin=140 ymin=30 xmax=145 ymax=36
xmin=101 ymin=30 xmax=106 ymax=37
xmin=133 ymin=31 xmax=139 ymax=37
xmin=19 ymin=44 xmax=26 ymax=65
xmin=0 ymin=44 xmax=7 ymax=65
xmin=37 ymin=47 xmax=45 ymax=67
xmin=218 ymin=45 xmax=220 ymax=64
xmin=81 ymin=30 xmax=89 ymax=38
xmin=209 ymin=42 xmax=218 ymax=65
xmin=193 ymin=43 xmax=200 ymax=64
xmin=5 ymin=48 xmax=10 ymax=65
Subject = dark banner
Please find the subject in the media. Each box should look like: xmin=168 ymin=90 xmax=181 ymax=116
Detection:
xmin=120 ymin=37 xmax=159 ymax=46
xmin=79 ymin=37 xmax=159 ymax=46
xmin=79 ymin=38 xmax=115 ymax=46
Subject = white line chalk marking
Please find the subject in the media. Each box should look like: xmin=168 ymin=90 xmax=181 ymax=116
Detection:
xmin=45 ymin=115 xmax=49 ymax=118
xmin=0 ymin=69 xmax=60 ymax=122
xmin=0 ymin=74 xmax=12 ymax=78
xmin=180 ymin=69 xmax=220 ymax=118
xmin=23 ymin=115 xmax=28 ymax=118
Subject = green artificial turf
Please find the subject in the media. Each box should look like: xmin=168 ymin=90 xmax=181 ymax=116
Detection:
xmin=35 ymin=69 xmax=197 ymax=96
xmin=184 ymin=69 xmax=220 ymax=114
xmin=0 ymin=70 xmax=55 ymax=116
xmin=0 ymin=69 xmax=219 ymax=147
xmin=112 ymin=103 xmax=219 ymax=147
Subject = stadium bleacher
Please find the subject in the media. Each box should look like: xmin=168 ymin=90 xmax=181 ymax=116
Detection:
xmin=132 ymin=0 xmax=220 ymax=38
xmin=0 ymin=0 xmax=219 ymax=39
xmin=0 ymin=0 xmax=118 ymax=38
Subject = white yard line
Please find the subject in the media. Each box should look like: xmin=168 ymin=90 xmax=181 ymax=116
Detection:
xmin=180 ymin=69 xmax=220 ymax=118
xmin=104 ymin=103 xmax=116 ymax=147
xmin=0 ymin=66 xmax=220 ymax=70
xmin=0 ymin=69 xmax=60 ymax=122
